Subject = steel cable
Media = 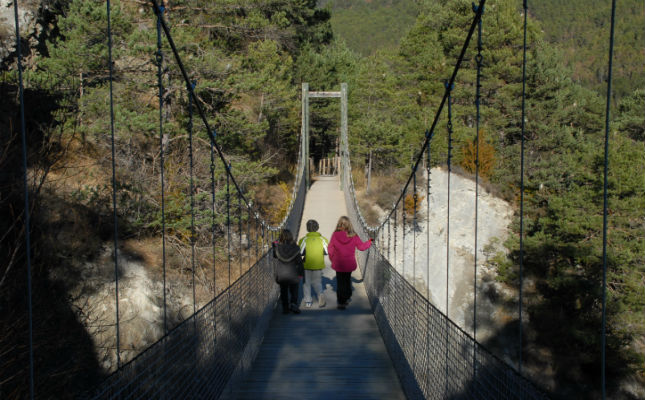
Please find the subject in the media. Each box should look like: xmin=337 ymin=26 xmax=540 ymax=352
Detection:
xmin=473 ymin=1 xmax=484 ymax=378
xmin=601 ymin=1 xmax=618 ymax=398
xmin=473 ymin=1 xmax=483 ymax=345
xmin=238 ymin=192 xmax=242 ymax=278
xmin=106 ymin=0 xmax=121 ymax=369
xmin=227 ymin=164 xmax=231 ymax=288
xmin=188 ymin=82 xmax=197 ymax=320
xmin=155 ymin=2 xmax=168 ymax=334
xmin=209 ymin=131 xmax=218 ymax=301
xmin=446 ymin=81 xmax=454 ymax=318
xmin=519 ymin=0 xmax=528 ymax=375
xmin=13 ymin=0 xmax=35 ymax=396
xmin=89 ymin=3 xmax=309 ymax=396
xmin=426 ymin=131 xmax=432 ymax=303
xmin=445 ymin=82 xmax=454 ymax=398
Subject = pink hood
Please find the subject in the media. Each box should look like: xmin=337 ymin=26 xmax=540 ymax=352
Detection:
xmin=327 ymin=231 xmax=372 ymax=272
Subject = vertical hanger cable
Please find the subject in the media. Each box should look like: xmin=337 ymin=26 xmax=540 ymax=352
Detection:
xmin=601 ymin=1 xmax=617 ymax=397
xmin=518 ymin=0 xmax=528 ymax=375
xmin=188 ymin=82 xmax=197 ymax=319
xmin=13 ymin=0 xmax=35 ymax=395
xmin=106 ymin=0 xmax=121 ymax=368
xmin=155 ymin=2 xmax=168 ymax=334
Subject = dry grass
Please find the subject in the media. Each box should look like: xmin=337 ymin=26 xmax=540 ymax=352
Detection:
xmin=353 ymin=169 xmax=409 ymax=226
xmin=253 ymin=181 xmax=291 ymax=225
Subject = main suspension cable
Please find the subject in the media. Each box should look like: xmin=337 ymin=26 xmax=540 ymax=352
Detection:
xmin=150 ymin=0 xmax=254 ymax=212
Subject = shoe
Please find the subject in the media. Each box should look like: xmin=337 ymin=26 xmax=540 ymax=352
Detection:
xmin=337 ymin=303 xmax=346 ymax=310
xmin=318 ymin=295 xmax=326 ymax=308
xmin=290 ymin=303 xmax=301 ymax=314
xmin=305 ymin=302 xmax=313 ymax=308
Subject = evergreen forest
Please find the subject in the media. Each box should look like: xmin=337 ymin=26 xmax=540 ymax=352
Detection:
xmin=1 ymin=0 xmax=643 ymax=399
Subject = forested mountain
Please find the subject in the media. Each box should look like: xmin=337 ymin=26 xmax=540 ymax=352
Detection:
xmin=345 ymin=0 xmax=644 ymax=398
xmin=1 ymin=0 xmax=643 ymax=399
xmin=318 ymin=0 xmax=420 ymax=55
xmin=322 ymin=0 xmax=645 ymax=100
xmin=529 ymin=0 xmax=645 ymax=100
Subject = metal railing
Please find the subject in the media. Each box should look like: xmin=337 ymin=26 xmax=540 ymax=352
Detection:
xmin=340 ymin=91 xmax=548 ymax=400
xmin=88 ymin=172 xmax=305 ymax=399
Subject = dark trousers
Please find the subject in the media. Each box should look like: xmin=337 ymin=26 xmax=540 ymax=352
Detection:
xmin=279 ymin=282 xmax=298 ymax=310
xmin=336 ymin=271 xmax=352 ymax=304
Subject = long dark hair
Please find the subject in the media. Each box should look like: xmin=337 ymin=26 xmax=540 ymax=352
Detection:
xmin=278 ymin=229 xmax=294 ymax=244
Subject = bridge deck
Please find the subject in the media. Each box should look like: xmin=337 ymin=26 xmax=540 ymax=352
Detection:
xmin=233 ymin=176 xmax=405 ymax=400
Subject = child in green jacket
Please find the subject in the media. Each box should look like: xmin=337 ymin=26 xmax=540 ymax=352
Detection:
xmin=298 ymin=220 xmax=329 ymax=308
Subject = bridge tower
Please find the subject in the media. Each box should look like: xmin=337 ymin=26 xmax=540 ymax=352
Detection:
xmin=301 ymin=82 xmax=348 ymax=190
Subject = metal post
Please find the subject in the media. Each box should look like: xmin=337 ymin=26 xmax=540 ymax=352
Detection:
xmin=340 ymin=83 xmax=348 ymax=190
xmin=302 ymin=83 xmax=309 ymax=190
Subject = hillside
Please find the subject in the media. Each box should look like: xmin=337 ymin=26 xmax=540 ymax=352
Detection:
xmin=529 ymin=0 xmax=645 ymax=99
xmin=1 ymin=0 xmax=335 ymax=397
xmin=319 ymin=0 xmax=419 ymax=55
xmin=1 ymin=0 xmax=643 ymax=398
xmin=345 ymin=0 xmax=644 ymax=398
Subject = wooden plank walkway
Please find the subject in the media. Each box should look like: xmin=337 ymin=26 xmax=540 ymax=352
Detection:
xmin=233 ymin=176 xmax=405 ymax=400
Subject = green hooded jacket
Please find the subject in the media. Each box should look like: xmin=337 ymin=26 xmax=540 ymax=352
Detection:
xmin=297 ymin=232 xmax=329 ymax=270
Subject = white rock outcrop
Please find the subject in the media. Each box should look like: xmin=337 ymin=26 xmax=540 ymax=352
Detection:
xmin=380 ymin=167 xmax=514 ymax=341
xmin=1 ymin=0 xmax=44 ymax=65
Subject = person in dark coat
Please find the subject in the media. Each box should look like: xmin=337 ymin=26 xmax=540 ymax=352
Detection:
xmin=273 ymin=229 xmax=304 ymax=314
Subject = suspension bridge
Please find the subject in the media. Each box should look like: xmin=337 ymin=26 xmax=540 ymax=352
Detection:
xmin=5 ymin=0 xmax=627 ymax=398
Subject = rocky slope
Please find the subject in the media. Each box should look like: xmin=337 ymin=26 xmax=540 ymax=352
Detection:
xmin=378 ymin=167 xmax=517 ymax=346
xmin=1 ymin=0 xmax=57 ymax=68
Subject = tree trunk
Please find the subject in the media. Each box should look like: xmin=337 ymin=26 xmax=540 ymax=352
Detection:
xmin=366 ymin=149 xmax=372 ymax=194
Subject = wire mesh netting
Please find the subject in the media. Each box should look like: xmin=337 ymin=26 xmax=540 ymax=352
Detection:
xmin=340 ymin=109 xmax=548 ymax=399
xmin=358 ymin=248 xmax=549 ymax=400
xmin=89 ymin=253 xmax=274 ymax=399
xmin=89 ymin=173 xmax=305 ymax=400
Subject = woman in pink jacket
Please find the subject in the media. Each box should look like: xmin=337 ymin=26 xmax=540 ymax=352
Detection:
xmin=327 ymin=216 xmax=372 ymax=309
